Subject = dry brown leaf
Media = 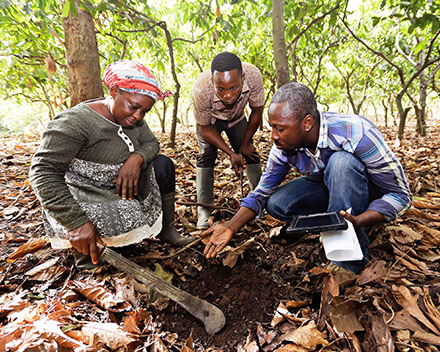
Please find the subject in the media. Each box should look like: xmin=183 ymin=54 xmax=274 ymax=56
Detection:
xmin=271 ymin=309 xmax=287 ymax=327
xmin=392 ymin=285 xmax=440 ymax=335
xmin=412 ymin=199 xmax=440 ymax=209
xmin=151 ymin=337 xmax=169 ymax=351
xmin=274 ymin=343 xmax=309 ymax=352
xmin=7 ymin=238 xmax=49 ymax=262
xmin=214 ymin=181 xmax=229 ymax=188
xmin=405 ymin=207 xmax=440 ymax=221
xmin=182 ymin=335 xmax=194 ymax=352
xmin=82 ymin=322 xmax=135 ymax=350
xmin=123 ymin=315 xmax=141 ymax=334
xmin=285 ymin=300 xmax=308 ymax=309
xmin=370 ymin=313 xmax=394 ymax=352
xmin=268 ymin=226 xmax=283 ymax=238
xmin=271 ymin=302 xmax=307 ymax=327
xmin=318 ymin=274 xmax=339 ymax=331
xmin=30 ymin=266 xmax=68 ymax=282
xmin=70 ymin=280 xmax=131 ymax=312
xmin=357 ymin=260 xmax=387 ymax=285
xmin=263 ymin=214 xmax=286 ymax=227
xmin=395 ymin=329 xmax=410 ymax=343
xmin=329 ymin=297 xmax=364 ymax=334
xmin=256 ymin=323 xmax=276 ymax=346
xmin=346 ymin=332 xmax=363 ymax=352
xmin=25 ymin=258 xmax=59 ymax=276
xmin=412 ymin=330 xmax=440 ymax=345
xmin=0 ymin=293 xmax=30 ymax=317
xmin=46 ymin=302 xmax=73 ymax=321
xmin=237 ymin=334 xmax=259 ymax=352
xmin=34 ymin=319 xmax=86 ymax=350
xmin=388 ymin=225 xmax=423 ymax=243
xmin=387 ymin=309 xmax=424 ymax=333
xmin=0 ymin=326 xmax=22 ymax=351
xmin=64 ymin=330 xmax=90 ymax=344
xmin=422 ymin=287 xmax=440 ymax=332
xmin=282 ymin=321 xmax=329 ymax=349
xmin=222 ymin=238 xmax=255 ymax=268
xmin=111 ymin=274 xmax=140 ymax=307
xmin=414 ymin=223 xmax=440 ymax=245
xmin=0 ymin=206 xmax=19 ymax=217
xmin=290 ymin=252 xmax=304 ymax=265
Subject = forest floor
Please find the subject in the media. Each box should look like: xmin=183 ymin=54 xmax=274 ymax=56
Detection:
xmin=1 ymin=121 xmax=440 ymax=351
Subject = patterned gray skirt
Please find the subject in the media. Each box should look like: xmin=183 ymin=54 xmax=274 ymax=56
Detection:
xmin=44 ymin=158 xmax=162 ymax=249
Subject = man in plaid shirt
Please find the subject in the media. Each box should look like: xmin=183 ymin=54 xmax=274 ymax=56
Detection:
xmin=201 ymin=82 xmax=412 ymax=274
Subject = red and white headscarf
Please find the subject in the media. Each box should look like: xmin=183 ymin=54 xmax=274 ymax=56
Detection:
xmin=102 ymin=60 xmax=172 ymax=101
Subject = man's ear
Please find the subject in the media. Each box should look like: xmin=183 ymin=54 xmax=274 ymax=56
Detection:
xmin=241 ymin=72 xmax=245 ymax=82
xmin=303 ymin=114 xmax=315 ymax=132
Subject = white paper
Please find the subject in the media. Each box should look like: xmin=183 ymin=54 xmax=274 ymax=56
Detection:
xmin=320 ymin=216 xmax=363 ymax=262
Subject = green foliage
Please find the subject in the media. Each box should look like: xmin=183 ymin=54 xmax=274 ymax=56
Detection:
xmin=0 ymin=0 xmax=439 ymax=133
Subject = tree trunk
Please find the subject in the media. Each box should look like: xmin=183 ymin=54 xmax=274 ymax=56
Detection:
xmin=161 ymin=101 xmax=167 ymax=133
xmin=159 ymin=22 xmax=180 ymax=148
xmin=63 ymin=0 xmax=103 ymax=107
xmin=271 ymin=0 xmax=290 ymax=88
xmin=397 ymin=93 xmax=411 ymax=140
xmin=381 ymin=99 xmax=388 ymax=128
xmin=415 ymin=70 xmax=427 ymax=136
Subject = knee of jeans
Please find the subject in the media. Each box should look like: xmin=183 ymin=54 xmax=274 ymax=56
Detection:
xmin=326 ymin=152 xmax=365 ymax=178
xmin=267 ymin=194 xmax=287 ymax=219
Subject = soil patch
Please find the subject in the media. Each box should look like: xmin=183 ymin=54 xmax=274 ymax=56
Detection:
xmin=151 ymin=233 xmax=326 ymax=350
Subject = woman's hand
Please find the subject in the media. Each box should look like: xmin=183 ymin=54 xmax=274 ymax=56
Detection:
xmin=113 ymin=154 xmax=144 ymax=200
xmin=68 ymin=221 xmax=105 ymax=264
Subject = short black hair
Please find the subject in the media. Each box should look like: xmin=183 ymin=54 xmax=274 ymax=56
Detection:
xmin=211 ymin=52 xmax=243 ymax=75
xmin=270 ymin=82 xmax=320 ymax=122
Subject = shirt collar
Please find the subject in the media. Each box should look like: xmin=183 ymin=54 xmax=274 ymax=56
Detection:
xmin=316 ymin=111 xmax=328 ymax=149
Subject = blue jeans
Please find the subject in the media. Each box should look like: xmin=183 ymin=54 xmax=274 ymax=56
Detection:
xmin=266 ymin=151 xmax=370 ymax=274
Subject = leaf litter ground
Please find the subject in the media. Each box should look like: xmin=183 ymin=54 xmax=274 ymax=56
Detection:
xmin=1 ymin=121 xmax=440 ymax=351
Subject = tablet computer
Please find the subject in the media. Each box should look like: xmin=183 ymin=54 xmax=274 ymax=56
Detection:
xmin=285 ymin=212 xmax=348 ymax=235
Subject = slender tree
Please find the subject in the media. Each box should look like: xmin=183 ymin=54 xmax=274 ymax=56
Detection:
xmin=272 ymin=0 xmax=290 ymax=88
xmin=63 ymin=0 xmax=103 ymax=106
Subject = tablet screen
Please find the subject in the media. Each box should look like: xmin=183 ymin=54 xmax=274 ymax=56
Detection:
xmin=295 ymin=214 xmax=337 ymax=228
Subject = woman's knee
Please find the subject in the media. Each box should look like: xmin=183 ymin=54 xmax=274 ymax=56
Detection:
xmin=153 ymin=155 xmax=175 ymax=193
xmin=153 ymin=155 xmax=175 ymax=175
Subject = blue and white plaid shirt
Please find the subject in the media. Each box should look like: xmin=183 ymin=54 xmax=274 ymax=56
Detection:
xmin=240 ymin=111 xmax=412 ymax=221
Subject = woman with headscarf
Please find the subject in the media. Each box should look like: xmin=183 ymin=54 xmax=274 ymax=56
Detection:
xmin=30 ymin=60 xmax=194 ymax=269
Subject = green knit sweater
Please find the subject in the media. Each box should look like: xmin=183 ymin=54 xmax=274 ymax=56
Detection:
xmin=29 ymin=101 xmax=160 ymax=232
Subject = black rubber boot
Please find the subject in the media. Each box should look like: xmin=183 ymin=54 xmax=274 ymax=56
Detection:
xmin=158 ymin=192 xmax=196 ymax=246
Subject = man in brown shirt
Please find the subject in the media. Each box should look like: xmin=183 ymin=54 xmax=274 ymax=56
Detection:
xmin=192 ymin=52 xmax=265 ymax=228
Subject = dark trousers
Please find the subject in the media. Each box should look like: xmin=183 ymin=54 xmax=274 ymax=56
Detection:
xmin=153 ymin=155 xmax=175 ymax=194
xmin=196 ymin=118 xmax=260 ymax=167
